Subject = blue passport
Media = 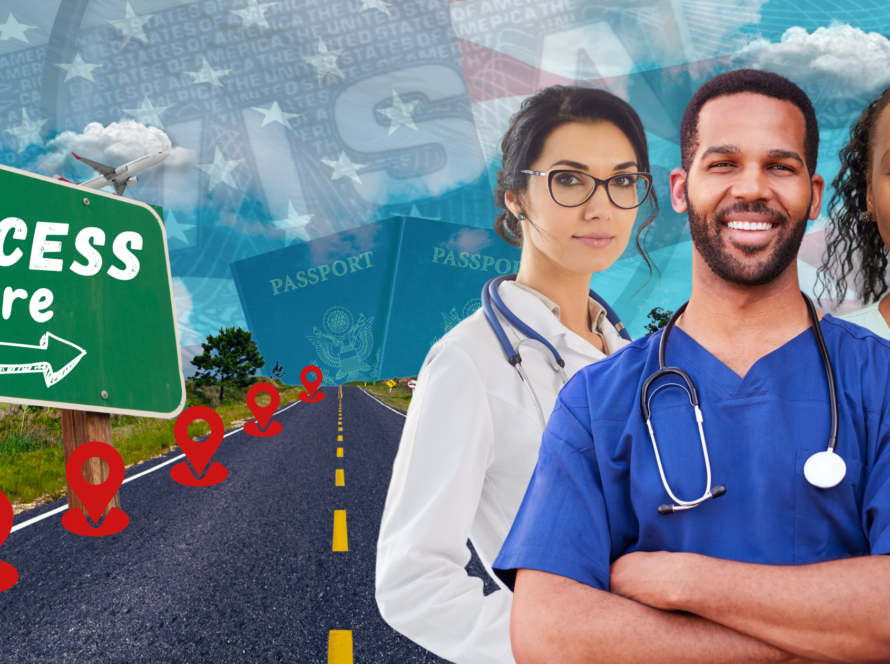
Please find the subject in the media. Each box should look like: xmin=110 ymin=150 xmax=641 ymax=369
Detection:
xmin=230 ymin=216 xmax=521 ymax=385
xmin=230 ymin=220 xmax=402 ymax=386
xmin=376 ymin=217 xmax=521 ymax=379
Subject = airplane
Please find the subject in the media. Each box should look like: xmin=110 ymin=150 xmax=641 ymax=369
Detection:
xmin=57 ymin=151 xmax=168 ymax=196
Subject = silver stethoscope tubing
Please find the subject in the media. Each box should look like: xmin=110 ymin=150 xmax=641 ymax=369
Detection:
xmin=481 ymin=274 xmax=630 ymax=431
xmin=640 ymin=291 xmax=845 ymax=515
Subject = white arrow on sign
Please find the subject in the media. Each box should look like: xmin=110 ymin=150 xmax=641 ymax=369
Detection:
xmin=0 ymin=332 xmax=87 ymax=387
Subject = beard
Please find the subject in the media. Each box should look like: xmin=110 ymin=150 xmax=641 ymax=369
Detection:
xmin=686 ymin=187 xmax=810 ymax=287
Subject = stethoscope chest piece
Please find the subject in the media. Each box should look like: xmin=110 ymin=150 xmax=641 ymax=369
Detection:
xmin=643 ymin=291 xmax=845 ymax=513
xmin=804 ymin=450 xmax=846 ymax=489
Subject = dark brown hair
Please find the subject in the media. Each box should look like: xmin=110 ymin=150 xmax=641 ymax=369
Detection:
xmin=493 ymin=86 xmax=658 ymax=273
xmin=816 ymin=85 xmax=890 ymax=305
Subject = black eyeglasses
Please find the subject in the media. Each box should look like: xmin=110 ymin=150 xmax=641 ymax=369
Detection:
xmin=522 ymin=169 xmax=653 ymax=210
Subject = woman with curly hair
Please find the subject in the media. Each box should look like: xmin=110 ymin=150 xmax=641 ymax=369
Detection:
xmin=376 ymin=85 xmax=658 ymax=663
xmin=817 ymin=85 xmax=890 ymax=337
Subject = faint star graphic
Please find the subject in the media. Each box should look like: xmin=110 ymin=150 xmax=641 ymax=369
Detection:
xmin=272 ymin=202 xmax=313 ymax=244
xmin=378 ymin=90 xmax=419 ymax=135
xmin=321 ymin=152 xmax=368 ymax=184
xmin=164 ymin=211 xmax=196 ymax=245
xmin=184 ymin=56 xmax=231 ymax=87
xmin=358 ymin=0 xmax=392 ymax=15
xmin=250 ymin=101 xmax=300 ymax=129
xmin=123 ymin=95 xmax=172 ymax=129
xmin=231 ymin=0 xmax=278 ymax=28
xmin=0 ymin=13 xmax=36 ymax=42
xmin=302 ymin=38 xmax=345 ymax=84
xmin=6 ymin=108 xmax=48 ymax=153
xmin=56 ymin=54 xmax=102 ymax=83
xmin=198 ymin=147 xmax=242 ymax=192
xmin=108 ymin=2 xmax=153 ymax=47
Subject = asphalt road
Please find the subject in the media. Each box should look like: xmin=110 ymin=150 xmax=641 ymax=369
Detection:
xmin=0 ymin=386 xmax=499 ymax=663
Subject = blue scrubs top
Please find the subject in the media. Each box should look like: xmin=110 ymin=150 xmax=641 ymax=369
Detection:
xmin=493 ymin=315 xmax=890 ymax=592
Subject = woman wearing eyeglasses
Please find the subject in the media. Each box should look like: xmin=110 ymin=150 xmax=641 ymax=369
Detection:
xmin=376 ymin=86 xmax=659 ymax=663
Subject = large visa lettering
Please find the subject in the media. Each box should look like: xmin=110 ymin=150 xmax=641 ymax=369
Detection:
xmin=333 ymin=64 xmax=486 ymax=206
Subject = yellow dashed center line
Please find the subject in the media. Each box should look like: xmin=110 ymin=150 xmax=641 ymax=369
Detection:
xmin=333 ymin=510 xmax=348 ymax=551
xmin=331 ymin=390 xmax=351 ymax=645
xmin=328 ymin=630 xmax=353 ymax=663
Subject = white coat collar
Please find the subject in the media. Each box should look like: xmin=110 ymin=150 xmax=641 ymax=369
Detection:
xmin=496 ymin=280 xmax=606 ymax=360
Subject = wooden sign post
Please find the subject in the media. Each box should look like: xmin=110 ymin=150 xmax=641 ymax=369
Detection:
xmin=61 ymin=410 xmax=120 ymax=517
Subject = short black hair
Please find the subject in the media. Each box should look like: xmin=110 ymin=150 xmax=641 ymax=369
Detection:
xmin=680 ymin=69 xmax=819 ymax=175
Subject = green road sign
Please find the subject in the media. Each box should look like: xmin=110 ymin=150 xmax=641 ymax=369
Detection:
xmin=0 ymin=165 xmax=185 ymax=417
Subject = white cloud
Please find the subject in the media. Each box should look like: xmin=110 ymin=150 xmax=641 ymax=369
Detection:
xmin=171 ymin=277 xmax=202 ymax=347
xmin=217 ymin=210 xmax=294 ymax=241
xmin=735 ymin=23 xmax=890 ymax=99
xmin=38 ymin=119 xmax=196 ymax=175
xmin=444 ymin=227 xmax=492 ymax=254
xmin=180 ymin=345 xmax=202 ymax=377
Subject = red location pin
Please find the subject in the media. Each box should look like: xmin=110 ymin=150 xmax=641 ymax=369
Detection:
xmin=298 ymin=365 xmax=326 ymax=403
xmin=171 ymin=406 xmax=228 ymax=487
xmin=245 ymin=382 xmax=283 ymax=437
xmin=61 ymin=441 xmax=129 ymax=537
xmin=0 ymin=490 xmax=18 ymax=591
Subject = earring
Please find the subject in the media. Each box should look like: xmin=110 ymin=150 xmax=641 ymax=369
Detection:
xmin=517 ymin=212 xmax=527 ymax=220
xmin=860 ymin=211 xmax=873 ymax=222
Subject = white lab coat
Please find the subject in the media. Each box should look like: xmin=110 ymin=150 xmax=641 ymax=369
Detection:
xmin=376 ymin=280 xmax=629 ymax=663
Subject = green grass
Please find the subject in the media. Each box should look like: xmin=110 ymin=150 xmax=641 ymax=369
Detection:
xmin=0 ymin=431 xmax=58 ymax=457
xmin=0 ymin=378 xmax=305 ymax=512
xmin=347 ymin=379 xmax=417 ymax=413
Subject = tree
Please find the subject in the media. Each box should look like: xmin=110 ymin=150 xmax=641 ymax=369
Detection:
xmin=644 ymin=307 xmax=674 ymax=335
xmin=271 ymin=360 xmax=286 ymax=382
xmin=192 ymin=327 xmax=265 ymax=402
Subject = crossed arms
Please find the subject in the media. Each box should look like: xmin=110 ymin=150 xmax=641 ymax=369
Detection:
xmin=510 ymin=552 xmax=890 ymax=664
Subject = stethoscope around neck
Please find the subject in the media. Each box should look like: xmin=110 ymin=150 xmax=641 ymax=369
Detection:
xmin=482 ymin=274 xmax=632 ymax=431
xmin=641 ymin=291 xmax=846 ymax=515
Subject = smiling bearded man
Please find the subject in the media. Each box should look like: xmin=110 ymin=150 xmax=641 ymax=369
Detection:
xmin=688 ymin=192 xmax=804 ymax=287
xmin=491 ymin=68 xmax=890 ymax=664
